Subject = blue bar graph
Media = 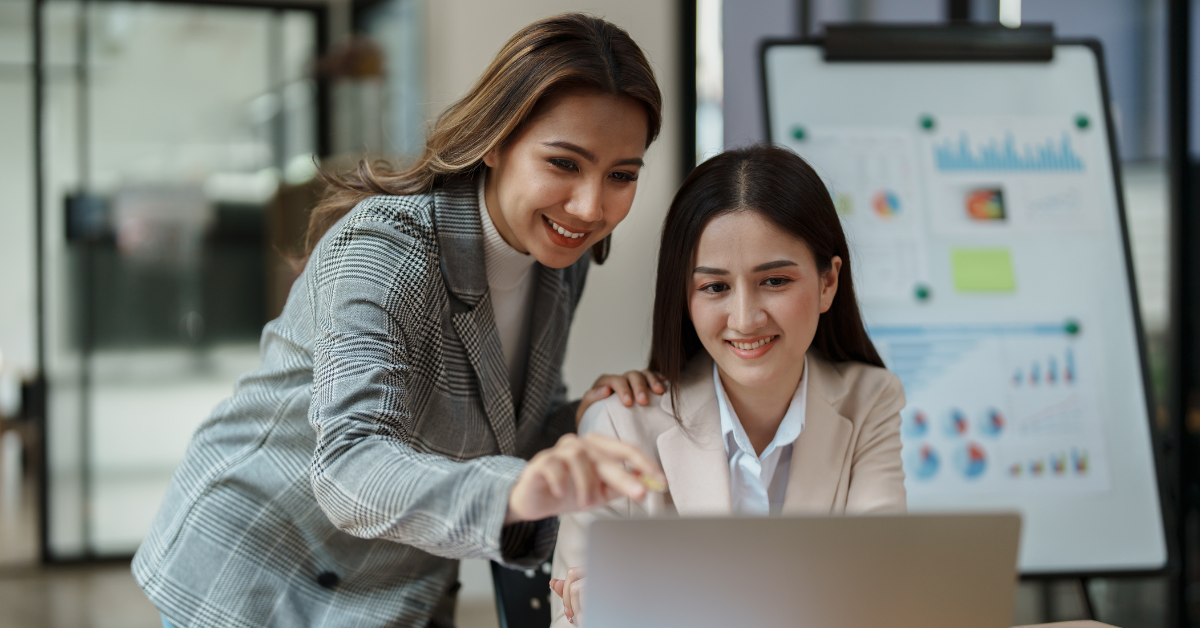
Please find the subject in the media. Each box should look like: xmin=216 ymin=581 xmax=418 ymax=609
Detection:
xmin=934 ymin=132 xmax=1084 ymax=172
xmin=869 ymin=324 xmax=1072 ymax=396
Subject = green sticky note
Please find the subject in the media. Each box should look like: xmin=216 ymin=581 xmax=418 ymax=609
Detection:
xmin=951 ymin=248 xmax=1016 ymax=292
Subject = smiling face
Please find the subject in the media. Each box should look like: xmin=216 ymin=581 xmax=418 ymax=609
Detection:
xmin=688 ymin=210 xmax=841 ymax=397
xmin=482 ymin=90 xmax=649 ymax=269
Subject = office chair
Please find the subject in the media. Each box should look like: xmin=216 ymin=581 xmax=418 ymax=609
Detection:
xmin=490 ymin=560 xmax=553 ymax=628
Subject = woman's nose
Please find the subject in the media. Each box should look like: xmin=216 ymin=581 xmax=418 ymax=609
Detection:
xmin=729 ymin=288 xmax=767 ymax=332
xmin=565 ymin=180 xmax=604 ymax=224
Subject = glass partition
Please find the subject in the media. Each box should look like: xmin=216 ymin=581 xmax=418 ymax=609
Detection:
xmin=40 ymin=0 xmax=319 ymax=558
xmin=0 ymin=0 xmax=38 ymax=567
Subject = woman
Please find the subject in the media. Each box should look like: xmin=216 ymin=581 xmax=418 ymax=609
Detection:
xmin=134 ymin=14 xmax=669 ymax=627
xmin=549 ymin=145 xmax=907 ymax=626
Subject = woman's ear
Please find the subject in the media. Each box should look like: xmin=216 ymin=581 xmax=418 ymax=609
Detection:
xmin=483 ymin=147 xmax=500 ymax=169
xmin=819 ymin=256 xmax=842 ymax=314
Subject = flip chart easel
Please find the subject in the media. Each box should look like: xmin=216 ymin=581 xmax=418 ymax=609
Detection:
xmin=760 ymin=25 xmax=1168 ymax=582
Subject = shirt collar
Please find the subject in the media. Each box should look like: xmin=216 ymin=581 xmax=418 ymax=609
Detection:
xmin=713 ymin=357 xmax=808 ymax=460
xmin=478 ymin=172 xmax=537 ymax=290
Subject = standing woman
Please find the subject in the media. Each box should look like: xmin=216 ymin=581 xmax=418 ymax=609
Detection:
xmin=134 ymin=14 xmax=668 ymax=627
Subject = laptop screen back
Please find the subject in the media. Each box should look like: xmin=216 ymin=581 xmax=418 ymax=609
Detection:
xmin=584 ymin=514 xmax=1020 ymax=628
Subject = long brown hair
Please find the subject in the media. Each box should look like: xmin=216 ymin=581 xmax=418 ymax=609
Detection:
xmin=649 ymin=145 xmax=884 ymax=418
xmin=305 ymin=13 xmax=663 ymax=264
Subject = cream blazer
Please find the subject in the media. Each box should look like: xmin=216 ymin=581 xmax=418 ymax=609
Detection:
xmin=549 ymin=351 xmax=907 ymax=627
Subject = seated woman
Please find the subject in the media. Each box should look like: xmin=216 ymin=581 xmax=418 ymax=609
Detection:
xmin=548 ymin=144 xmax=906 ymax=626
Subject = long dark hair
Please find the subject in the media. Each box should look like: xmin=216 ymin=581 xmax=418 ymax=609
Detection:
xmin=304 ymin=13 xmax=663 ymax=264
xmin=649 ymin=144 xmax=883 ymax=416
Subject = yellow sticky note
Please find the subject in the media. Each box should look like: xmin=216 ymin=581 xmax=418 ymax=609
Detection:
xmin=951 ymin=248 xmax=1016 ymax=292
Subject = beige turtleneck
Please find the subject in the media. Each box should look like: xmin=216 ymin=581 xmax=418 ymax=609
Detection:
xmin=478 ymin=174 xmax=539 ymax=402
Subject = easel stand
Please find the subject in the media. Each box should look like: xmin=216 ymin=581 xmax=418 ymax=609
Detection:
xmin=1031 ymin=577 xmax=1096 ymax=623
xmin=1027 ymin=581 xmax=1094 ymax=624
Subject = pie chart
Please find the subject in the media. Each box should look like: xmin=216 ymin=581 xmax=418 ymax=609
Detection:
xmin=943 ymin=408 xmax=969 ymax=437
xmin=981 ymin=408 xmax=1005 ymax=437
xmin=905 ymin=442 xmax=940 ymax=480
xmin=872 ymin=189 xmax=901 ymax=219
xmin=955 ymin=441 xmax=988 ymax=479
xmin=902 ymin=409 xmax=929 ymax=438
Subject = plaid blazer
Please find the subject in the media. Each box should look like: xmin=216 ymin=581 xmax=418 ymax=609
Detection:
xmin=132 ymin=176 xmax=587 ymax=627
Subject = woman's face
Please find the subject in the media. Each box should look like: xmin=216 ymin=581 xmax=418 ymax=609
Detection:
xmin=483 ymin=91 xmax=649 ymax=269
xmin=688 ymin=210 xmax=841 ymax=394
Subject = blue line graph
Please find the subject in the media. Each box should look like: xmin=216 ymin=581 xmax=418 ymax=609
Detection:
xmin=934 ymin=132 xmax=1084 ymax=172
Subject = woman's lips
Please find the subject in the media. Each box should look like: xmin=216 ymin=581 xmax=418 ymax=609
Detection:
xmin=543 ymin=215 xmax=591 ymax=249
xmin=725 ymin=335 xmax=779 ymax=359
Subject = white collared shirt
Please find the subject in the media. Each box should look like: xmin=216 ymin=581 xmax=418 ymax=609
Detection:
xmin=478 ymin=175 xmax=539 ymax=398
xmin=713 ymin=358 xmax=808 ymax=515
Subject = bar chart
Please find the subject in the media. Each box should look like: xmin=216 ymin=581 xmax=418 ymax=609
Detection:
xmin=934 ymin=132 xmax=1084 ymax=172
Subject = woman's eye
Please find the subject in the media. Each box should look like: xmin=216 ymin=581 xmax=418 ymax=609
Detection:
xmin=550 ymin=158 xmax=578 ymax=172
xmin=610 ymin=170 xmax=639 ymax=182
xmin=763 ymin=277 xmax=791 ymax=287
xmin=700 ymin=282 xmax=728 ymax=294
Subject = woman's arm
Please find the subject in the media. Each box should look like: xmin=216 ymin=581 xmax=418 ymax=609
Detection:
xmin=307 ymin=206 xmax=662 ymax=569
xmin=846 ymin=371 xmax=908 ymax=514
xmin=307 ymin=206 xmax=543 ymax=565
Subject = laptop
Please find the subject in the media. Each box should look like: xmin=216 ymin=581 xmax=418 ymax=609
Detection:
xmin=584 ymin=513 xmax=1021 ymax=628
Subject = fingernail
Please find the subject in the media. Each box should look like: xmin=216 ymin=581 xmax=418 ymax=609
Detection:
xmin=637 ymin=393 xmax=647 ymax=403
xmin=623 ymin=394 xmax=632 ymax=404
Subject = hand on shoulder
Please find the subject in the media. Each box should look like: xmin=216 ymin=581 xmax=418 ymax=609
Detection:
xmin=574 ymin=369 xmax=665 ymax=427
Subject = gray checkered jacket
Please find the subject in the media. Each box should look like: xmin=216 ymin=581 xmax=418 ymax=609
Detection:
xmin=132 ymin=176 xmax=586 ymax=627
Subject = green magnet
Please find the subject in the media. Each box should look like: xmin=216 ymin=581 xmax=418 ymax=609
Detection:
xmin=1064 ymin=319 xmax=1081 ymax=335
xmin=791 ymin=125 xmax=806 ymax=141
xmin=1075 ymin=114 xmax=1090 ymax=130
xmin=919 ymin=115 xmax=935 ymax=130
xmin=914 ymin=284 xmax=932 ymax=301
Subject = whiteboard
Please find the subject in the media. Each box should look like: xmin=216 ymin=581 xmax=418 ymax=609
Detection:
xmin=762 ymin=42 xmax=1166 ymax=574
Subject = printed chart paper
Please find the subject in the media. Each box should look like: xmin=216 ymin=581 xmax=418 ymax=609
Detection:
xmin=787 ymin=117 xmax=1115 ymax=498
xmin=874 ymin=324 xmax=1110 ymax=496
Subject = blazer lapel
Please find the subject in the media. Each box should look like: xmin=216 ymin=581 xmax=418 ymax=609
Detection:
xmin=656 ymin=354 xmax=732 ymax=516
xmin=514 ymin=264 xmax=571 ymax=444
xmin=434 ymin=177 xmax=518 ymax=456
xmin=782 ymin=355 xmax=853 ymax=514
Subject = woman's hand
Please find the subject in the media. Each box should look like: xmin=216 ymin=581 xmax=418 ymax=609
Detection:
xmin=505 ymin=433 xmax=665 ymax=524
xmin=575 ymin=370 xmax=666 ymax=427
xmin=550 ymin=566 xmax=586 ymax=624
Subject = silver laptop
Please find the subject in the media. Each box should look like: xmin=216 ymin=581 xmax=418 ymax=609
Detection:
xmin=584 ymin=513 xmax=1021 ymax=628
